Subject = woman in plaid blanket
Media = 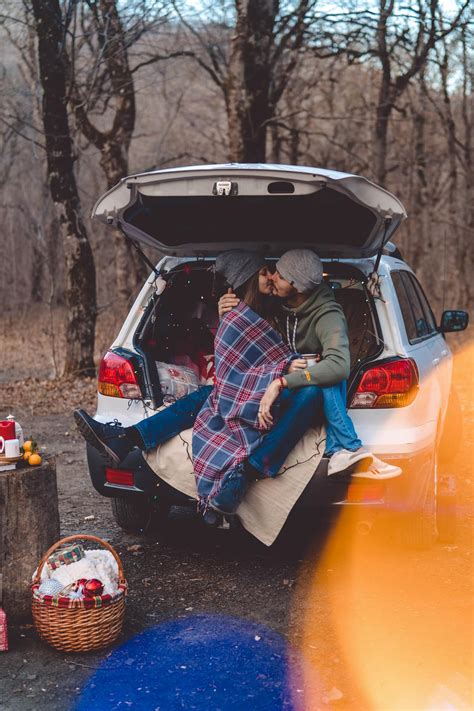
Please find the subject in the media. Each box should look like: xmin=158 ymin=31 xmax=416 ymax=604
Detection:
xmin=192 ymin=251 xmax=312 ymax=517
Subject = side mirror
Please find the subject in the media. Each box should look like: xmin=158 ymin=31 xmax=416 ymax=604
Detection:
xmin=439 ymin=310 xmax=469 ymax=333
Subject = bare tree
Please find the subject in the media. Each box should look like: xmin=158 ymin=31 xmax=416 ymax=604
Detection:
xmin=173 ymin=0 xmax=317 ymax=162
xmin=31 ymin=0 xmax=97 ymax=376
xmin=67 ymin=0 xmax=156 ymax=303
xmin=367 ymin=0 xmax=469 ymax=186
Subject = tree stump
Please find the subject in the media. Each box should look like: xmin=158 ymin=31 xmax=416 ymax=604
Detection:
xmin=0 ymin=457 xmax=60 ymax=621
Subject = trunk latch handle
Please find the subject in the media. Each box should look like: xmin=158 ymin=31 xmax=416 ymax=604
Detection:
xmin=213 ymin=180 xmax=238 ymax=196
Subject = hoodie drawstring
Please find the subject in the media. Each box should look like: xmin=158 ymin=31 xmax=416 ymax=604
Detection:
xmin=286 ymin=314 xmax=298 ymax=352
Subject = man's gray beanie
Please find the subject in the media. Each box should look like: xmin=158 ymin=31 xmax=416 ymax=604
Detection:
xmin=276 ymin=249 xmax=324 ymax=293
xmin=215 ymin=250 xmax=266 ymax=291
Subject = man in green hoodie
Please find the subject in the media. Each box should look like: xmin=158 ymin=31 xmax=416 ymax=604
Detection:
xmin=211 ymin=248 xmax=400 ymax=516
xmin=219 ymin=250 xmax=371 ymax=478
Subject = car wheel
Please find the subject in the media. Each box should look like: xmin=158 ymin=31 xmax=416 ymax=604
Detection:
xmin=401 ymin=452 xmax=437 ymax=550
xmin=436 ymin=474 xmax=457 ymax=543
xmin=111 ymin=496 xmax=171 ymax=534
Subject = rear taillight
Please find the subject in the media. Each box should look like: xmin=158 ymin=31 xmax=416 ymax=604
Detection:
xmin=98 ymin=351 xmax=142 ymax=399
xmin=105 ymin=468 xmax=135 ymax=486
xmin=350 ymin=358 xmax=419 ymax=408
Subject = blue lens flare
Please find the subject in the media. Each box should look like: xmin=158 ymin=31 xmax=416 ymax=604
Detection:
xmin=74 ymin=614 xmax=313 ymax=710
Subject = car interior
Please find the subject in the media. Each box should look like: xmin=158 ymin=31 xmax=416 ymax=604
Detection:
xmin=138 ymin=261 xmax=381 ymax=401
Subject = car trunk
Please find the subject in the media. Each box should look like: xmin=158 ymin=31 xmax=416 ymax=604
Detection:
xmin=134 ymin=259 xmax=382 ymax=407
xmin=92 ymin=164 xmax=407 ymax=259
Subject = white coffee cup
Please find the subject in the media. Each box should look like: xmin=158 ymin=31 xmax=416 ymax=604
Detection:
xmin=302 ymin=353 xmax=319 ymax=367
xmin=4 ymin=438 xmax=20 ymax=458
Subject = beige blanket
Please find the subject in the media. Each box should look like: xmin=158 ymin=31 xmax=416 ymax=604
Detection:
xmin=145 ymin=424 xmax=325 ymax=546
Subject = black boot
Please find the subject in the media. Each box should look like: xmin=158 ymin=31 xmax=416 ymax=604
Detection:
xmin=73 ymin=409 xmax=133 ymax=465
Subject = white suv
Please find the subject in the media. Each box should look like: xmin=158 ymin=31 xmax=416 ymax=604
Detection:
xmin=85 ymin=164 xmax=468 ymax=547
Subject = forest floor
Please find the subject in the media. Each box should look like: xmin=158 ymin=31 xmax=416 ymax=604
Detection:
xmin=0 ymin=309 xmax=472 ymax=711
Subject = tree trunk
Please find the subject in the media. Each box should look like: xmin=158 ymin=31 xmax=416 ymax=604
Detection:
xmin=32 ymin=0 xmax=97 ymax=377
xmin=374 ymin=86 xmax=391 ymax=186
xmin=241 ymin=0 xmax=277 ymax=161
xmin=441 ymin=74 xmax=461 ymax=308
xmin=226 ymin=0 xmax=278 ymax=162
xmin=226 ymin=3 xmax=247 ymax=161
xmin=0 ymin=458 xmax=60 ymax=621
xmin=409 ymin=89 xmax=432 ymax=289
xmin=460 ymin=27 xmax=474 ymax=306
xmin=69 ymin=0 xmax=145 ymax=305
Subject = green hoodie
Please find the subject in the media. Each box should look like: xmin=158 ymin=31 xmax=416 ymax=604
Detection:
xmin=276 ymin=283 xmax=350 ymax=389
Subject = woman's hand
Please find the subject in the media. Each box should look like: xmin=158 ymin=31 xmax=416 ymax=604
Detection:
xmin=258 ymin=378 xmax=286 ymax=429
xmin=288 ymin=358 xmax=307 ymax=374
xmin=218 ymin=288 xmax=240 ymax=319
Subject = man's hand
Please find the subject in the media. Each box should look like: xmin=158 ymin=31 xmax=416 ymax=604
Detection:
xmin=258 ymin=378 xmax=286 ymax=429
xmin=288 ymin=358 xmax=307 ymax=373
xmin=218 ymin=288 xmax=240 ymax=319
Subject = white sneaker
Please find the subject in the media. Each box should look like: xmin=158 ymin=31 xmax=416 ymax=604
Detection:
xmin=327 ymin=447 xmax=374 ymax=476
xmin=351 ymin=456 xmax=402 ymax=480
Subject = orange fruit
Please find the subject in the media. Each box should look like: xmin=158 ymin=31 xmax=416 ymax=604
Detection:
xmin=23 ymin=451 xmax=31 ymax=461
xmin=28 ymin=453 xmax=42 ymax=466
xmin=23 ymin=440 xmax=34 ymax=452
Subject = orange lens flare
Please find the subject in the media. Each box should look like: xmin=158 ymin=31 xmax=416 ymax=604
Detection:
xmin=290 ymin=339 xmax=473 ymax=710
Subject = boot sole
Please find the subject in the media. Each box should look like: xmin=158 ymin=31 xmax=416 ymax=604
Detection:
xmin=328 ymin=455 xmax=374 ymax=477
xmin=351 ymin=466 xmax=402 ymax=480
xmin=208 ymin=500 xmax=238 ymax=517
xmin=73 ymin=410 xmax=121 ymax=466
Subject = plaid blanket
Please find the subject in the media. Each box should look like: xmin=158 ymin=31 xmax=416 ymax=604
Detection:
xmin=192 ymin=302 xmax=293 ymax=503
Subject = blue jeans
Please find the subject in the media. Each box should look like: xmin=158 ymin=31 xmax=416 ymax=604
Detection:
xmin=248 ymin=386 xmax=323 ymax=477
xmin=248 ymin=382 xmax=363 ymax=476
xmin=135 ymin=386 xmax=213 ymax=450
xmin=322 ymin=381 xmax=362 ymax=457
xmin=135 ymin=380 xmax=361 ymax=472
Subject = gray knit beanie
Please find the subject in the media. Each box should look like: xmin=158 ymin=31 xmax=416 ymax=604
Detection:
xmin=215 ymin=250 xmax=266 ymax=291
xmin=276 ymin=249 xmax=324 ymax=292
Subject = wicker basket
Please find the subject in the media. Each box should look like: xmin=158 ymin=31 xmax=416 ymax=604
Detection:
xmin=32 ymin=534 xmax=127 ymax=653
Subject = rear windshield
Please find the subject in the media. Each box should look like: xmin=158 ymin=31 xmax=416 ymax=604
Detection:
xmin=123 ymin=189 xmax=377 ymax=250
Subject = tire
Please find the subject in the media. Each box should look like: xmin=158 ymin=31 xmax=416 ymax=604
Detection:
xmin=111 ymin=496 xmax=170 ymax=534
xmin=401 ymin=452 xmax=437 ymax=550
xmin=436 ymin=474 xmax=457 ymax=543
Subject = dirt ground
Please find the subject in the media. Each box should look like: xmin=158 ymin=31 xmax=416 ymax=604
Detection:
xmin=0 ymin=314 xmax=472 ymax=711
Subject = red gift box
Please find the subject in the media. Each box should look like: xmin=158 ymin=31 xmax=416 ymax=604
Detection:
xmin=0 ymin=420 xmax=15 ymax=441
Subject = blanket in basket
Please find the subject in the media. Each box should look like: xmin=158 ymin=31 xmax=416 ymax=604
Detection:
xmin=192 ymin=302 xmax=294 ymax=502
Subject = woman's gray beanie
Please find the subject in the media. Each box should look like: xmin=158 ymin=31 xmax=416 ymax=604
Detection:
xmin=276 ymin=249 xmax=324 ymax=292
xmin=215 ymin=250 xmax=266 ymax=291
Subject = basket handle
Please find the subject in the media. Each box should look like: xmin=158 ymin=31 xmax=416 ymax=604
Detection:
xmin=33 ymin=534 xmax=126 ymax=586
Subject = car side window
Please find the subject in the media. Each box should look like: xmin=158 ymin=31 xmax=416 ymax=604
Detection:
xmin=399 ymin=271 xmax=435 ymax=339
xmin=392 ymin=270 xmax=437 ymax=343
xmin=408 ymin=273 xmax=437 ymax=334
xmin=391 ymin=271 xmax=418 ymax=342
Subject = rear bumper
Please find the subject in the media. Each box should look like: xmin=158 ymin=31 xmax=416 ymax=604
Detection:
xmin=87 ymin=444 xmax=434 ymax=512
xmin=87 ymin=444 xmax=193 ymax=506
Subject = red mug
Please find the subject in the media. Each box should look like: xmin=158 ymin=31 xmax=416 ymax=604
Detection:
xmin=0 ymin=421 xmax=15 ymax=441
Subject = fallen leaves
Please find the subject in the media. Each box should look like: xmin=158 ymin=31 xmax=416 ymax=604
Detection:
xmin=126 ymin=544 xmax=144 ymax=555
xmin=0 ymin=376 xmax=97 ymax=416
